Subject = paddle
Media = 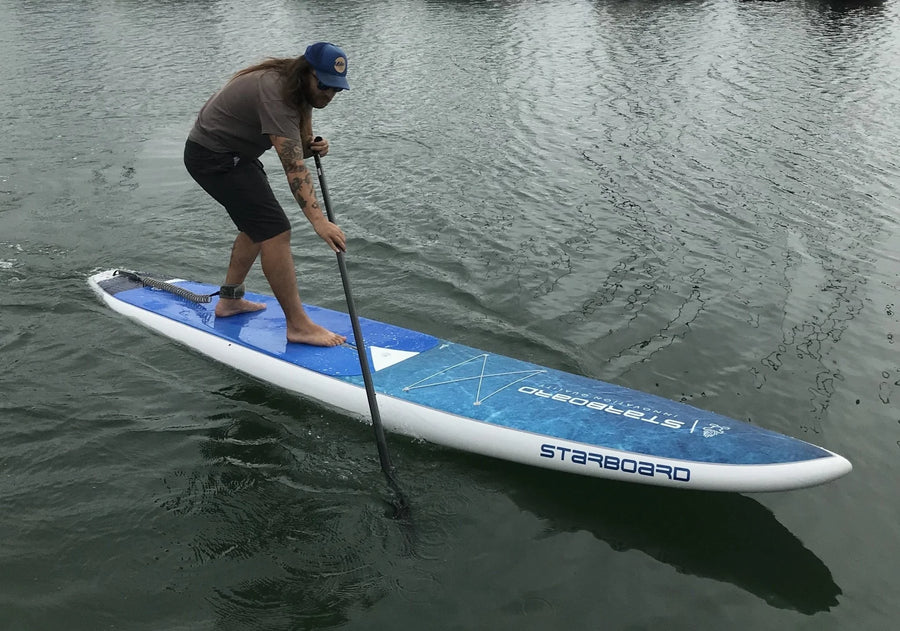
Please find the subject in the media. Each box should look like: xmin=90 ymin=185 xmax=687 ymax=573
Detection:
xmin=312 ymin=139 xmax=410 ymax=518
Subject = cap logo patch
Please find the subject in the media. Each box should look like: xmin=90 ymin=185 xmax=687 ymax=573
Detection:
xmin=333 ymin=57 xmax=346 ymax=74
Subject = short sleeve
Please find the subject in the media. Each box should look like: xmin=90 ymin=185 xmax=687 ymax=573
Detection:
xmin=257 ymin=72 xmax=301 ymax=141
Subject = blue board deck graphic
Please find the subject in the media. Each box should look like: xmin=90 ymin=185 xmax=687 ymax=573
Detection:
xmin=88 ymin=270 xmax=852 ymax=491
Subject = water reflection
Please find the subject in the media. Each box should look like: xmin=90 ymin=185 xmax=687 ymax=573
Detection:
xmin=160 ymin=383 xmax=840 ymax=622
xmin=157 ymin=388 xmax=398 ymax=628
xmin=498 ymin=465 xmax=842 ymax=614
xmin=814 ymin=0 xmax=886 ymax=13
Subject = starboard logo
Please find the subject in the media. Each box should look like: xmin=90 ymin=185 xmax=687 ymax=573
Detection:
xmin=518 ymin=386 xmax=685 ymax=429
xmin=539 ymin=443 xmax=691 ymax=482
xmin=702 ymin=423 xmax=729 ymax=438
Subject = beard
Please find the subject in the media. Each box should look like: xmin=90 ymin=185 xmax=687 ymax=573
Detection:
xmin=300 ymin=78 xmax=333 ymax=109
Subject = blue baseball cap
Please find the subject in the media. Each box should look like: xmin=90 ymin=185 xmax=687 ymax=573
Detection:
xmin=305 ymin=42 xmax=350 ymax=90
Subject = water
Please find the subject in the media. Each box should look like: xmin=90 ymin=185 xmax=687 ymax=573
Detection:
xmin=1 ymin=0 xmax=899 ymax=628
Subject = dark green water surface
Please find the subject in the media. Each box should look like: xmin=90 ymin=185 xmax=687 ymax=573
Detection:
xmin=1 ymin=0 xmax=899 ymax=629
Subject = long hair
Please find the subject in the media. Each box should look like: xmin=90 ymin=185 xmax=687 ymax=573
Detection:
xmin=233 ymin=55 xmax=312 ymax=113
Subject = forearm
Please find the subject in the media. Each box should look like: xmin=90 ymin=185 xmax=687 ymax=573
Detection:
xmin=288 ymin=161 xmax=326 ymax=227
xmin=273 ymin=137 xmax=326 ymax=226
xmin=270 ymin=134 xmax=345 ymax=252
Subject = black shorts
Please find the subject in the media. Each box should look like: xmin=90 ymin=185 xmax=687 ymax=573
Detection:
xmin=184 ymin=139 xmax=291 ymax=242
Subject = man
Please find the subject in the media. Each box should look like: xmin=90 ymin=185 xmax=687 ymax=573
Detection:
xmin=184 ymin=42 xmax=351 ymax=347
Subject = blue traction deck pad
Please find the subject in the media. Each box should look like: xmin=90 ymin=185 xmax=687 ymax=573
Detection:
xmin=112 ymin=279 xmax=833 ymax=466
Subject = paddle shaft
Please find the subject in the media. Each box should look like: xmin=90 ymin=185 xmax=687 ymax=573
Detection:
xmin=312 ymin=146 xmax=409 ymax=513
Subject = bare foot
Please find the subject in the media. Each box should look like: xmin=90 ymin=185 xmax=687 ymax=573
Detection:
xmin=215 ymin=298 xmax=267 ymax=317
xmin=287 ymin=322 xmax=346 ymax=347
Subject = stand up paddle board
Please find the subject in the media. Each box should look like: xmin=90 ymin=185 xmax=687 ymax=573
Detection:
xmin=87 ymin=269 xmax=851 ymax=492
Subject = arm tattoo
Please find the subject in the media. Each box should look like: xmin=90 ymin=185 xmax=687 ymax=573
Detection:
xmin=276 ymin=138 xmax=305 ymax=169
xmin=289 ymin=172 xmax=316 ymax=210
xmin=277 ymin=138 xmax=321 ymax=212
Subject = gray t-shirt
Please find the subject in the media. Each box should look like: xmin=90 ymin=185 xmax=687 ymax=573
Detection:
xmin=188 ymin=69 xmax=304 ymax=158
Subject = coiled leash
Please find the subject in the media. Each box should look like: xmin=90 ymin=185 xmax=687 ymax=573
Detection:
xmin=113 ymin=269 xmax=241 ymax=304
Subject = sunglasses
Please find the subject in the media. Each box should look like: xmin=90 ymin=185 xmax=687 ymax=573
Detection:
xmin=316 ymin=79 xmax=344 ymax=93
